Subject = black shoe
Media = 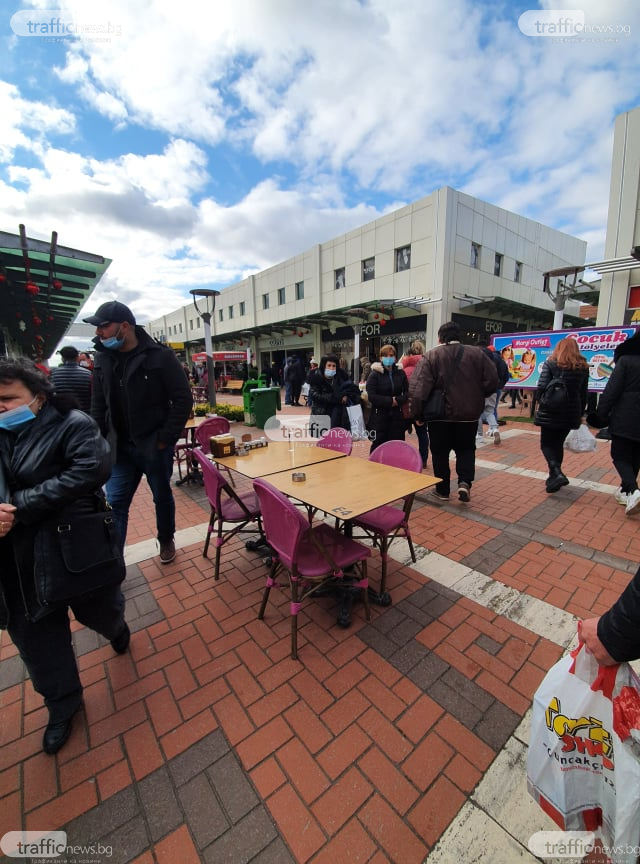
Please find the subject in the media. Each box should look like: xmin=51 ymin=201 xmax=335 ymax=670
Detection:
xmin=595 ymin=428 xmax=611 ymax=441
xmin=43 ymin=706 xmax=80 ymax=755
xmin=111 ymin=623 xmax=131 ymax=654
xmin=458 ymin=482 xmax=471 ymax=502
xmin=159 ymin=539 xmax=176 ymax=563
xmin=546 ymin=466 xmax=569 ymax=493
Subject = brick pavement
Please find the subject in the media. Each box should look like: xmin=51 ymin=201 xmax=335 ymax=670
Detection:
xmin=1 ymin=403 xmax=637 ymax=863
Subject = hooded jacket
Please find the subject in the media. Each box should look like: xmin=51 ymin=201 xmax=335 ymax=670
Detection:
xmin=91 ymin=327 xmax=192 ymax=462
xmin=594 ymin=332 xmax=640 ymax=442
xmin=598 ymin=564 xmax=640 ymax=662
xmin=0 ymin=403 xmax=111 ymax=626
xmin=409 ymin=342 xmax=498 ymax=422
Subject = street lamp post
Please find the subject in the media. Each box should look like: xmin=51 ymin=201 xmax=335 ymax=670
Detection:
xmin=190 ymin=288 xmax=220 ymax=408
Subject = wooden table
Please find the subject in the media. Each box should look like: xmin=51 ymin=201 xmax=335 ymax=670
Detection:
xmin=212 ymin=440 xmax=346 ymax=479
xmin=265 ymin=456 xmax=437 ymax=520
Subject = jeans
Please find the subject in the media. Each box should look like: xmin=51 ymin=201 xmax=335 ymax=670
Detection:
xmin=428 ymin=421 xmax=477 ymax=496
xmin=478 ymin=394 xmax=499 ymax=435
xmin=611 ymin=435 xmax=640 ymax=493
xmin=106 ymin=442 xmax=176 ymax=549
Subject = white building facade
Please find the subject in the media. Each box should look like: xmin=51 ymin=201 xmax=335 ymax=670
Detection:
xmin=148 ymin=186 xmax=586 ymax=376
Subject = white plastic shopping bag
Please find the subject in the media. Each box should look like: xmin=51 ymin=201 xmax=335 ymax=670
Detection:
xmin=527 ymin=644 xmax=640 ymax=864
xmin=346 ymin=403 xmax=367 ymax=441
xmin=565 ymin=424 xmax=597 ymax=452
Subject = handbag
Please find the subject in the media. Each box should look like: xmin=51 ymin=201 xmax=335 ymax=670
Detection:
xmin=401 ymin=399 xmax=413 ymax=420
xmin=346 ymin=402 xmax=368 ymax=440
xmin=34 ymin=503 xmax=125 ymax=606
xmin=527 ymin=644 xmax=640 ymax=863
xmin=565 ymin=424 xmax=597 ymax=453
xmin=422 ymin=345 xmax=464 ymax=422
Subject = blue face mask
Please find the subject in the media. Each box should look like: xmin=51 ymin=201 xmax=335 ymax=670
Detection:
xmin=381 ymin=357 xmax=395 ymax=368
xmin=100 ymin=326 xmax=124 ymax=350
xmin=0 ymin=397 xmax=38 ymax=431
xmin=324 ymin=369 xmax=337 ymax=378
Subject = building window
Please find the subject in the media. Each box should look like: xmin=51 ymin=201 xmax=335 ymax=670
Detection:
xmin=514 ymin=261 xmax=522 ymax=283
xmin=362 ymin=257 xmax=375 ymax=281
xmin=395 ymin=246 xmax=411 ymax=272
xmin=295 ymin=281 xmax=304 ymax=300
xmin=196 ymin=317 xmax=200 ymax=328
xmin=335 ymin=267 xmax=345 ymax=290
xmin=494 ymin=252 xmax=503 ymax=277
xmin=278 ymin=287 xmax=286 ymax=305
xmin=262 ymin=293 xmax=270 ymax=310
xmin=228 ymin=305 xmax=234 ymax=320
xmin=179 ymin=323 xmax=183 ymax=333
xmin=471 ymin=243 xmax=481 ymax=268
xmin=239 ymin=301 xmax=246 ymax=316
xmin=189 ymin=319 xmax=193 ymax=330
xmin=218 ymin=309 xmax=224 ymax=322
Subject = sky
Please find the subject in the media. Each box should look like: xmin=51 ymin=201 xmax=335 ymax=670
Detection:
xmin=2 ymin=0 xmax=640 ymax=344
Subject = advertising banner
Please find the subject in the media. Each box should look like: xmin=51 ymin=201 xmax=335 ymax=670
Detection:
xmin=492 ymin=327 xmax=637 ymax=393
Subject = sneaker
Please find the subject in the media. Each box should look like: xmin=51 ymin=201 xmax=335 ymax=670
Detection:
xmin=625 ymin=489 xmax=640 ymax=516
xmin=430 ymin=489 xmax=449 ymax=501
xmin=110 ymin=623 xmax=131 ymax=655
xmin=614 ymin=488 xmax=629 ymax=506
xmin=458 ymin=482 xmax=471 ymax=502
xmin=159 ymin=539 xmax=176 ymax=563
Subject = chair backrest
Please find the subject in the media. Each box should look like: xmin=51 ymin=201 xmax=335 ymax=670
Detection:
xmin=369 ymin=440 xmax=423 ymax=474
xmin=192 ymin=448 xmax=227 ymax=506
xmin=195 ymin=416 xmax=231 ymax=453
xmin=316 ymin=427 xmax=353 ymax=455
xmin=253 ymin=478 xmax=308 ymax=563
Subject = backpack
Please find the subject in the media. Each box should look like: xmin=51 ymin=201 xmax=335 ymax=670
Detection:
xmin=540 ymin=372 xmax=568 ymax=410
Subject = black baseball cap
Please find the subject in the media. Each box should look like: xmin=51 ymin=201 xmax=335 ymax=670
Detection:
xmin=83 ymin=301 xmax=136 ymax=326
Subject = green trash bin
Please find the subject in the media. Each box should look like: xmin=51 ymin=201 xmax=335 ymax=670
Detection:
xmin=251 ymin=388 xmax=279 ymax=429
xmin=242 ymin=379 xmax=260 ymax=425
xmin=270 ymin=386 xmax=282 ymax=411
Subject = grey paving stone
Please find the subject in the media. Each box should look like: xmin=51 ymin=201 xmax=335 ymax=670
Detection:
xmin=429 ymin=582 xmax=460 ymax=602
xmin=474 ymin=700 xmax=521 ymax=751
xmin=248 ymin=837 xmax=297 ymax=864
xmin=0 ymin=654 xmax=25 ymax=691
xmin=358 ymin=626 xmax=400 ymax=659
xmin=475 ymin=634 xmax=502 ymax=656
xmin=396 ymin=602 xmax=433 ymax=627
xmin=427 ymin=679 xmax=484 ymax=731
xmin=406 ymin=651 xmax=449 ymax=690
xmin=178 ymin=772 xmax=229 ymax=847
xmin=138 ymin=766 xmax=183 ymax=842
xmin=65 ymin=788 xmax=139 ymax=844
xmin=169 ymin=730 xmax=231 ymax=786
xmin=401 ymin=584 xmax=439 ymax=609
xmin=207 ymin=751 xmax=260 ymax=824
xmin=387 ymin=617 xmax=425 ymax=646
xmin=74 ymin=627 xmax=103 ymax=657
xmin=390 ymin=640 xmax=431 ymax=675
xmin=99 ymin=817 xmax=150 ymax=864
xmin=202 ymin=807 xmax=279 ymax=864
xmin=420 ymin=593 xmax=456 ymax=618
xmin=371 ymin=606 xmax=408 ymax=634
xmin=442 ymin=668 xmax=494 ymax=712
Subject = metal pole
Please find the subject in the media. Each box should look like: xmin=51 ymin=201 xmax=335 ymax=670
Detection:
xmin=201 ymin=311 xmax=216 ymax=408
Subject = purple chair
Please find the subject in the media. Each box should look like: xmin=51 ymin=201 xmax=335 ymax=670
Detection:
xmin=195 ymin=416 xmax=235 ymax=486
xmin=351 ymin=440 xmax=423 ymax=596
xmin=253 ymin=477 xmax=371 ymax=659
xmin=191 ymin=448 xmax=263 ymax=580
xmin=316 ymin=427 xmax=353 ymax=455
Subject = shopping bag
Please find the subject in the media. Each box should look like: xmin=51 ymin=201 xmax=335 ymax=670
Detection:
xmin=527 ymin=644 xmax=640 ymax=864
xmin=565 ymin=424 xmax=597 ymax=452
xmin=301 ymin=382 xmax=310 ymax=397
xmin=346 ymin=403 xmax=367 ymax=441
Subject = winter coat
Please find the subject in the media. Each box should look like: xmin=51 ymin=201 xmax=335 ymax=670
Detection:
xmin=409 ymin=343 xmax=498 ymax=422
xmin=594 ymin=332 xmax=640 ymax=442
xmin=308 ymin=369 xmax=360 ymax=429
xmin=481 ymin=348 xmax=509 ymax=389
xmin=0 ymin=403 xmax=112 ymax=626
xmin=598 ymin=564 xmax=640 ymax=662
xmin=398 ymin=354 xmax=422 ymax=382
xmin=534 ymin=359 xmax=588 ymax=430
xmin=366 ymin=362 xmax=409 ymax=441
xmin=91 ymin=327 xmax=193 ymax=462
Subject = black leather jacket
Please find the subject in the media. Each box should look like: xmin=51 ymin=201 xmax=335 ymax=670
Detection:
xmin=0 ymin=403 xmax=111 ymax=625
xmin=596 ymin=333 xmax=640 ymax=443
xmin=598 ymin=565 xmax=640 ymax=662
xmin=534 ymin=359 xmax=588 ymax=430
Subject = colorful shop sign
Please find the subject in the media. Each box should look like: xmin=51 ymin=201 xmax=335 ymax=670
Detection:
xmin=492 ymin=327 xmax=637 ymax=392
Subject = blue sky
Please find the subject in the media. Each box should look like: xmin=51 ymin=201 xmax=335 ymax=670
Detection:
xmin=2 ymin=0 xmax=640 ymax=333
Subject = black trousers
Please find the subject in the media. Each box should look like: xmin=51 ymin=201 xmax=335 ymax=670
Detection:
xmin=427 ymin=421 xmax=477 ymax=496
xmin=540 ymin=426 xmax=571 ymax=468
xmin=611 ymin=435 xmax=640 ymax=493
xmin=5 ymin=581 xmax=125 ymax=723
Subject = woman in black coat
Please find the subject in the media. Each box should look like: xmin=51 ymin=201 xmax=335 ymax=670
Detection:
xmin=366 ymin=344 xmax=409 ymax=453
xmin=0 ymin=358 xmax=128 ymax=756
xmin=534 ymin=337 xmax=588 ymax=493
xmin=579 ymin=564 xmax=640 ymax=664
xmin=590 ymin=331 xmax=640 ymax=515
xmin=308 ymin=354 xmax=360 ymax=433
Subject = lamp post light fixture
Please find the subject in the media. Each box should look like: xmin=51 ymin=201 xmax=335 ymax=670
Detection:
xmin=190 ymin=288 xmax=220 ymax=408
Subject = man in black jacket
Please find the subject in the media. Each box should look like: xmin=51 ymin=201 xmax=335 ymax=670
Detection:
xmin=50 ymin=346 xmax=92 ymax=411
xmin=83 ymin=301 xmax=192 ymax=563
xmin=579 ymin=565 xmax=640 ymax=664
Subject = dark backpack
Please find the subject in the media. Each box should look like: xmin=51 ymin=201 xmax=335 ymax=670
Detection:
xmin=540 ymin=373 xmax=568 ymax=409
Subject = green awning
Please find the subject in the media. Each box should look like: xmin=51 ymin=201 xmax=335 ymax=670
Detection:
xmin=0 ymin=226 xmax=111 ymax=360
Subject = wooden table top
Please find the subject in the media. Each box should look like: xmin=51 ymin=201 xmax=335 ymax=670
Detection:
xmin=212 ymin=439 xmax=346 ymax=478
xmin=264 ymin=456 xmax=438 ymax=520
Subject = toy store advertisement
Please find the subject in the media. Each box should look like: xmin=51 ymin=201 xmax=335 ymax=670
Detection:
xmin=492 ymin=326 xmax=638 ymax=392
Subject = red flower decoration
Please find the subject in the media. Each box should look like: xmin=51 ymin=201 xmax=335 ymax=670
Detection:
xmin=52 ymin=279 xmax=63 ymax=290
xmin=0 ymin=274 xmax=7 ymax=283
xmin=25 ymin=281 xmax=39 ymax=296
xmin=380 ymin=319 xmax=387 ymax=326
xmin=32 ymin=316 xmax=42 ymax=327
